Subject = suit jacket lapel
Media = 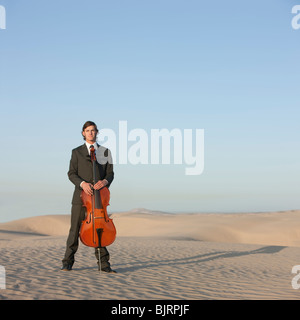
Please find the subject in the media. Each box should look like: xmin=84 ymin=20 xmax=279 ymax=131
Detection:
xmin=78 ymin=144 xmax=92 ymax=165
xmin=78 ymin=143 xmax=88 ymax=156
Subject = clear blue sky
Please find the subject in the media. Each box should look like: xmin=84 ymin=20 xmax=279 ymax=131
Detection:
xmin=0 ymin=0 xmax=299 ymax=222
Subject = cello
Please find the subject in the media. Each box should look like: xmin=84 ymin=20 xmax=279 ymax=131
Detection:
xmin=79 ymin=145 xmax=116 ymax=271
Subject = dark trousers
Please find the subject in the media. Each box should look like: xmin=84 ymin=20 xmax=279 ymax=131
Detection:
xmin=62 ymin=204 xmax=110 ymax=269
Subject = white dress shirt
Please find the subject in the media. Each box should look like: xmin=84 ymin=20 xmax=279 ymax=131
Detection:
xmin=85 ymin=142 xmax=98 ymax=154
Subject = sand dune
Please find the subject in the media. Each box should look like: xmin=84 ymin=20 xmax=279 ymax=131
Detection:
xmin=1 ymin=209 xmax=300 ymax=246
xmin=0 ymin=209 xmax=300 ymax=300
xmin=0 ymin=215 xmax=70 ymax=238
xmin=114 ymin=209 xmax=300 ymax=247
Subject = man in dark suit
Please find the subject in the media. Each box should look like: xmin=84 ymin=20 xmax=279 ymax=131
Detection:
xmin=61 ymin=121 xmax=116 ymax=272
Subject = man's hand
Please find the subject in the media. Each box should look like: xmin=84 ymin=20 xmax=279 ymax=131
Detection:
xmin=81 ymin=182 xmax=94 ymax=196
xmin=93 ymin=179 xmax=108 ymax=190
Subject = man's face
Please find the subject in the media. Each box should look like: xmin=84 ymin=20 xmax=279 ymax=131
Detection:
xmin=82 ymin=125 xmax=97 ymax=143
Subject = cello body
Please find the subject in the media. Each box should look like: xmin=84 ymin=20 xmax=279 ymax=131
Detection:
xmin=80 ymin=187 xmax=116 ymax=248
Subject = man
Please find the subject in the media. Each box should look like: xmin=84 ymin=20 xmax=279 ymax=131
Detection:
xmin=61 ymin=121 xmax=116 ymax=273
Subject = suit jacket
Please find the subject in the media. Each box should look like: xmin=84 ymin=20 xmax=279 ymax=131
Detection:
xmin=68 ymin=143 xmax=114 ymax=204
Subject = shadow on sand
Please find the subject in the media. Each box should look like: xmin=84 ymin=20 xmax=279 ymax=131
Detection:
xmin=114 ymin=245 xmax=287 ymax=273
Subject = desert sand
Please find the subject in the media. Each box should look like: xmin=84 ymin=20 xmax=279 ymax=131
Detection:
xmin=0 ymin=209 xmax=300 ymax=300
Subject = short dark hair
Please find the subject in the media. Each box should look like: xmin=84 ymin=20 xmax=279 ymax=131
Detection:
xmin=82 ymin=121 xmax=99 ymax=140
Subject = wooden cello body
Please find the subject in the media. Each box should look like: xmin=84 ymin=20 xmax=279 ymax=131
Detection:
xmin=80 ymin=186 xmax=116 ymax=248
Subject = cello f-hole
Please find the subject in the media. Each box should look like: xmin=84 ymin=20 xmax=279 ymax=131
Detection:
xmin=86 ymin=212 xmax=92 ymax=224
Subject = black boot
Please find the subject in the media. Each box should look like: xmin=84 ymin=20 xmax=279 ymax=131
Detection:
xmin=61 ymin=263 xmax=73 ymax=271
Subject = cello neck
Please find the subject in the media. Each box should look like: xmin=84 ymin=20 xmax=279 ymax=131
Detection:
xmin=90 ymin=145 xmax=102 ymax=209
